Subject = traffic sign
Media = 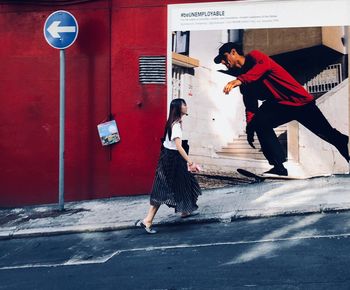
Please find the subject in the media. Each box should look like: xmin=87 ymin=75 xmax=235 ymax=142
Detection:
xmin=43 ymin=10 xmax=79 ymax=210
xmin=44 ymin=10 xmax=78 ymax=50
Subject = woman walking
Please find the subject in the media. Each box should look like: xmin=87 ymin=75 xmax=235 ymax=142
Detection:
xmin=135 ymin=98 xmax=202 ymax=234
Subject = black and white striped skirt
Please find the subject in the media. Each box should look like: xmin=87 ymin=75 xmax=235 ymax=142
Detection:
xmin=150 ymin=148 xmax=201 ymax=213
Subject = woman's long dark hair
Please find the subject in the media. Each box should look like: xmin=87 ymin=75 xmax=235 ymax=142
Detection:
xmin=164 ymin=98 xmax=187 ymax=140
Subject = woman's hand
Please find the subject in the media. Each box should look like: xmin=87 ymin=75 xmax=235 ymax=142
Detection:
xmin=188 ymin=162 xmax=201 ymax=173
xmin=174 ymin=138 xmax=201 ymax=173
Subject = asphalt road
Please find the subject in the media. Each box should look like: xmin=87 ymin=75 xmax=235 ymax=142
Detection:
xmin=1 ymin=211 xmax=350 ymax=290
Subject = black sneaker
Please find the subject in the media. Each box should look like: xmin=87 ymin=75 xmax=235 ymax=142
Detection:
xmin=263 ymin=166 xmax=288 ymax=176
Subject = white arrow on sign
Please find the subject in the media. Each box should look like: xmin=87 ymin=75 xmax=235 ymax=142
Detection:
xmin=47 ymin=21 xmax=76 ymax=38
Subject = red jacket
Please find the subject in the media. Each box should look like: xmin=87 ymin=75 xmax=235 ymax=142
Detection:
xmin=236 ymin=50 xmax=314 ymax=124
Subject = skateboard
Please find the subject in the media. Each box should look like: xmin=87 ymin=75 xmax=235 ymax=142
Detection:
xmin=237 ymin=168 xmax=304 ymax=182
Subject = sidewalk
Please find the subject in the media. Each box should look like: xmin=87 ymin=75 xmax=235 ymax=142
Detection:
xmin=1 ymin=174 xmax=350 ymax=240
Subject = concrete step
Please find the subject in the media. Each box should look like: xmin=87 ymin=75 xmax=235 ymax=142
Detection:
xmin=225 ymin=144 xmax=263 ymax=149
xmin=225 ymin=141 xmax=287 ymax=149
xmin=218 ymin=125 xmax=288 ymax=160
xmin=220 ymin=148 xmax=263 ymax=153
xmin=217 ymin=152 xmax=266 ymax=160
xmin=234 ymin=132 xmax=287 ymax=140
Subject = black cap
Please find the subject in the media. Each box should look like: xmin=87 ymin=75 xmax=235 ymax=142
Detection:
xmin=214 ymin=42 xmax=242 ymax=64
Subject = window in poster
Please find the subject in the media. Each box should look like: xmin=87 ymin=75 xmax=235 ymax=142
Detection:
xmin=97 ymin=120 xmax=120 ymax=146
xmin=168 ymin=0 xmax=350 ymax=177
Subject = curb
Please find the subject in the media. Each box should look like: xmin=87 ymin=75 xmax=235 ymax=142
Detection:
xmin=2 ymin=204 xmax=350 ymax=240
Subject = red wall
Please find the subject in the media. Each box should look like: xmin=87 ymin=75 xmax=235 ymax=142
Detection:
xmin=0 ymin=0 xmax=237 ymax=207
xmin=0 ymin=2 xmax=112 ymax=206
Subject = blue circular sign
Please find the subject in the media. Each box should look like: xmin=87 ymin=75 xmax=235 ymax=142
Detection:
xmin=44 ymin=10 xmax=78 ymax=50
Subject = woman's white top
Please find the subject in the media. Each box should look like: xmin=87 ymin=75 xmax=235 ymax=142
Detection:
xmin=163 ymin=122 xmax=182 ymax=150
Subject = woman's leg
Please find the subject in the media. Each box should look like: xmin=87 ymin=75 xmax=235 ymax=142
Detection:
xmin=143 ymin=205 xmax=160 ymax=228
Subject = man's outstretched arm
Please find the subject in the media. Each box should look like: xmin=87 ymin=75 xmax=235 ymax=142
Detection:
xmin=223 ymin=79 xmax=242 ymax=94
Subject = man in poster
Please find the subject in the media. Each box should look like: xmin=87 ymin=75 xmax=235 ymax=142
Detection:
xmin=214 ymin=42 xmax=349 ymax=176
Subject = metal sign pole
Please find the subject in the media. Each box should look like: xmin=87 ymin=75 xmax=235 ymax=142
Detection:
xmin=44 ymin=10 xmax=78 ymax=210
xmin=59 ymin=49 xmax=65 ymax=211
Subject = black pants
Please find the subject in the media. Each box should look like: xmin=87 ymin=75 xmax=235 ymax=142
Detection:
xmin=253 ymin=101 xmax=349 ymax=166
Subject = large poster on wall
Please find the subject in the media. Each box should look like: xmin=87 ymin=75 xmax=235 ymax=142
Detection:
xmin=168 ymin=0 xmax=350 ymax=178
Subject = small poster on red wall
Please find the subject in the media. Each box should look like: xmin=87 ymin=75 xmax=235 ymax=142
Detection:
xmin=97 ymin=120 xmax=120 ymax=146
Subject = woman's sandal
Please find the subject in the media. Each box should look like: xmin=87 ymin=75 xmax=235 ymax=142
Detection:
xmin=180 ymin=211 xmax=199 ymax=218
xmin=135 ymin=219 xmax=157 ymax=234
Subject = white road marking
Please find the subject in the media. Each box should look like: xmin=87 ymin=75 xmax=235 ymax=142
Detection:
xmin=1 ymin=232 xmax=349 ymax=270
